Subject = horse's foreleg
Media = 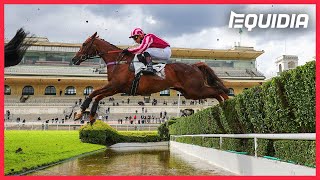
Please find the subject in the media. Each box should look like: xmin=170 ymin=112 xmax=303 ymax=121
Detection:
xmin=88 ymin=86 xmax=119 ymax=125
xmin=75 ymin=84 xmax=113 ymax=121
xmin=88 ymin=94 xmax=106 ymax=125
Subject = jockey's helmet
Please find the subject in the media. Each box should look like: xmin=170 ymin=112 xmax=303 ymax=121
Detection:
xmin=129 ymin=28 xmax=145 ymax=38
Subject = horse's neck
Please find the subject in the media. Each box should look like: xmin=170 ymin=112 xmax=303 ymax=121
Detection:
xmin=95 ymin=39 xmax=120 ymax=62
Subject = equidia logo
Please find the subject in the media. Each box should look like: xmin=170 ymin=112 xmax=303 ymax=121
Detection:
xmin=229 ymin=11 xmax=309 ymax=31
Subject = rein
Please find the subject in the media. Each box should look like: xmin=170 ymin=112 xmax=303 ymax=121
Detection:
xmin=106 ymin=50 xmax=130 ymax=66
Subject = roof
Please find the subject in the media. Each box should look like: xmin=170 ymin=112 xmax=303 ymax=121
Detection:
xmin=6 ymin=37 xmax=264 ymax=60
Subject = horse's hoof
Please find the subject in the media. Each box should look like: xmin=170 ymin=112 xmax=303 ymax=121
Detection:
xmin=90 ymin=120 xmax=96 ymax=126
xmin=74 ymin=110 xmax=83 ymax=121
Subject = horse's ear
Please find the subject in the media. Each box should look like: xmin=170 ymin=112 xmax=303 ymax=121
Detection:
xmin=91 ymin=32 xmax=97 ymax=39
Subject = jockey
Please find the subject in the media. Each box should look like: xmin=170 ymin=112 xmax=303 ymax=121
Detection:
xmin=122 ymin=28 xmax=171 ymax=74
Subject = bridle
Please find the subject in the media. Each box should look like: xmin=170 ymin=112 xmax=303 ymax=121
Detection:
xmin=80 ymin=37 xmax=101 ymax=61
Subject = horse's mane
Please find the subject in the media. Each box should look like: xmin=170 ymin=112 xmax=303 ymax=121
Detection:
xmin=97 ymin=37 xmax=122 ymax=50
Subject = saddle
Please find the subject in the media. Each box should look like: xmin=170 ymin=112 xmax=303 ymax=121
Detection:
xmin=129 ymin=60 xmax=168 ymax=78
xmin=129 ymin=59 xmax=168 ymax=96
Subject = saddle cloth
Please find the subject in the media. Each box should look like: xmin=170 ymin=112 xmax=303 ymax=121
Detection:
xmin=133 ymin=61 xmax=166 ymax=79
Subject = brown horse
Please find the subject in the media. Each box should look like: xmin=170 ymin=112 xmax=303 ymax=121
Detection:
xmin=72 ymin=32 xmax=229 ymax=123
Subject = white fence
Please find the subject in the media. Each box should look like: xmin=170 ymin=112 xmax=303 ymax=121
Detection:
xmin=4 ymin=122 xmax=161 ymax=131
xmin=171 ymin=133 xmax=316 ymax=157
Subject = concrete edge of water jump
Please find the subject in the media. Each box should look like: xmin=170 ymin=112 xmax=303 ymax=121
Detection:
xmin=170 ymin=141 xmax=315 ymax=176
xmin=109 ymin=141 xmax=169 ymax=148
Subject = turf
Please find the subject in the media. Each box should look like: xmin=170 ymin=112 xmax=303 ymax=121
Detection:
xmin=4 ymin=130 xmax=105 ymax=175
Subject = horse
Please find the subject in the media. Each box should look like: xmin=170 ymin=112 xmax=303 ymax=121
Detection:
xmin=72 ymin=32 xmax=229 ymax=124
xmin=5 ymin=28 xmax=35 ymax=68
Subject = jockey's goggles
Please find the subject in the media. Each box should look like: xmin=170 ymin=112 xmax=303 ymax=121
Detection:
xmin=132 ymin=35 xmax=139 ymax=40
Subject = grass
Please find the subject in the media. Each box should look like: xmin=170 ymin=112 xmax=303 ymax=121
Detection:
xmin=4 ymin=130 xmax=106 ymax=175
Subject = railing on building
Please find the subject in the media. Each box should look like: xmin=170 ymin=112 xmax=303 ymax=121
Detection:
xmin=4 ymin=122 xmax=161 ymax=131
xmin=171 ymin=133 xmax=316 ymax=157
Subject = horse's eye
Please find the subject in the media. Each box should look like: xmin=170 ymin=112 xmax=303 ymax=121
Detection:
xmin=82 ymin=43 xmax=86 ymax=47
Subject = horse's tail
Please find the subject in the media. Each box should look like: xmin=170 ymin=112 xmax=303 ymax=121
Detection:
xmin=5 ymin=28 xmax=36 ymax=68
xmin=193 ymin=62 xmax=229 ymax=94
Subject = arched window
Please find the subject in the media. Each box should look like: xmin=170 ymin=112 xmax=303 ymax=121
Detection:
xmin=5 ymin=85 xmax=11 ymax=95
xmin=83 ymin=86 xmax=94 ymax=95
xmin=278 ymin=64 xmax=283 ymax=73
xmin=228 ymin=88 xmax=235 ymax=96
xmin=65 ymin=86 xmax=76 ymax=95
xmin=45 ymin=86 xmax=56 ymax=95
xmin=22 ymin=86 xmax=34 ymax=95
xmin=288 ymin=61 xmax=295 ymax=69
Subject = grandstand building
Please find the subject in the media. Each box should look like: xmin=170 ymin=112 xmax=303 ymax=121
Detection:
xmin=4 ymin=37 xmax=265 ymax=98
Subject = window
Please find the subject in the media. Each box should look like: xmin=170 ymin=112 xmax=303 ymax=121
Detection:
xmin=22 ymin=86 xmax=34 ymax=95
xmin=160 ymin=89 xmax=170 ymax=96
xmin=228 ymin=88 xmax=235 ymax=96
xmin=45 ymin=86 xmax=56 ymax=95
xmin=84 ymin=86 xmax=94 ymax=95
xmin=279 ymin=64 xmax=283 ymax=73
xmin=5 ymin=85 xmax=11 ymax=95
xmin=65 ymin=86 xmax=76 ymax=95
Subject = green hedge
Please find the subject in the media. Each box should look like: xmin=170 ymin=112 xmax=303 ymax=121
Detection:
xmin=279 ymin=61 xmax=315 ymax=132
xmin=79 ymin=120 xmax=162 ymax=145
xmin=261 ymin=77 xmax=298 ymax=133
xmin=118 ymin=131 xmax=161 ymax=143
xmin=169 ymin=61 xmax=315 ymax=167
xmin=274 ymin=140 xmax=316 ymax=167
xmin=79 ymin=120 xmax=119 ymax=146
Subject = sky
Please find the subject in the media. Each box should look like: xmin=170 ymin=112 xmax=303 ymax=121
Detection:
xmin=4 ymin=4 xmax=316 ymax=78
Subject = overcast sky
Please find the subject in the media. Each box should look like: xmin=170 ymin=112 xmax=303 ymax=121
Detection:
xmin=4 ymin=4 xmax=316 ymax=78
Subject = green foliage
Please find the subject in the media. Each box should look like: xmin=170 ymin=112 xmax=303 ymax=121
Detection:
xmin=79 ymin=121 xmax=161 ymax=145
xmin=221 ymin=138 xmax=255 ymax=155
xmin=241 ymin=86 xmax=266 ymax=133
xmin=279 ymin=61 xmax=315 ymax=132
xmin=234 ymin=93 xmax=254 ymax=133
xmin=220 ymin=99 xmax=245 ymax=134
xmin=118 ymin=131 xmax=160 ymax=142
xmin=158 ymin=119 xmax=177 ymax=141
xmin=261 ymin=77 xmax=298 ymax=133
xmin=202 ymin=137 xmax=221 ymax=149
xmin=274 ymin=140 xmax=315 ymax=167
xmin=79 ymin=120 xmax=119 ymax=146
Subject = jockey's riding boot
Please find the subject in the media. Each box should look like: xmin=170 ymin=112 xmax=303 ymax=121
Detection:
xmin=137 ymin=54 xmax=146 ymax=64
xmin=143 ymin=52 xmax=154 ymax=74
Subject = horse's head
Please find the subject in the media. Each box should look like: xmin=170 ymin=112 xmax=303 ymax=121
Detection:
xmin=72 ymin=32 xmax=99 ymax=65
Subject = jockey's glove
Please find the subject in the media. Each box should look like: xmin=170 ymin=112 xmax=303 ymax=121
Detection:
xmin=122 ymin=49 xmax=130 ymax=55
